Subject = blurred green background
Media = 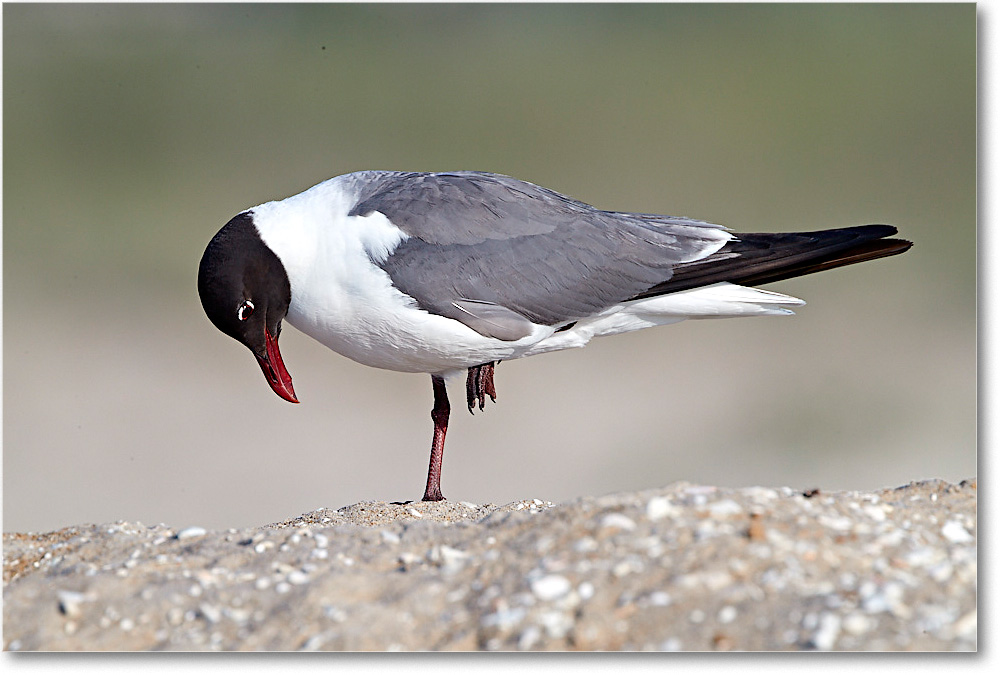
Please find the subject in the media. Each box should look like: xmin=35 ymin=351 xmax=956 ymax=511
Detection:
xmin=3 ymin=3 xmax=975 ymax=532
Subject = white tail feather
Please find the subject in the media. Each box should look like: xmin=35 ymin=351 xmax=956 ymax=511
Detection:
xmin=628 ymin=282 xmax=805 ymax=319
xmin=525 ymin=282 xmax=806 ymax=355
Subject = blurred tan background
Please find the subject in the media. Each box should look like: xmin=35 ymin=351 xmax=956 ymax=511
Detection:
xmin=3 ymin=4 xmax=975 ymax=533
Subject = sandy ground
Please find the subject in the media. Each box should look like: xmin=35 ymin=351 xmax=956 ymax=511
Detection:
xmin=3 ymin=479 xmax=976 ymax=651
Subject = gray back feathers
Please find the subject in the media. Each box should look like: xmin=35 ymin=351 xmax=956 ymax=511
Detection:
xmin=346 ymin=171 xmax=730 ymax=337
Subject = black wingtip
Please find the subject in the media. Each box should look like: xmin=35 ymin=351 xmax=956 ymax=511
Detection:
xmin=854 ymin=223 xmax=899 ymax=237
xmin=632 ymin=223 xmax=912 ymax=299
xmin=734 ymin=230 xmax=913 ymax=287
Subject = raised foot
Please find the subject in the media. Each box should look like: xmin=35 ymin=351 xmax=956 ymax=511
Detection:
xmin=466 ymin=361 xmax=498 ymax=413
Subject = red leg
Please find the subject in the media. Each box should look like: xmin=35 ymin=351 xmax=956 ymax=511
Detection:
xmin=422 ymin=375 xmax=450 ymax=502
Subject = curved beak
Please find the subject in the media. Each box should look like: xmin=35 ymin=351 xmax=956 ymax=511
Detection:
xmin=254 ymin=328 xmax=298 ymax=403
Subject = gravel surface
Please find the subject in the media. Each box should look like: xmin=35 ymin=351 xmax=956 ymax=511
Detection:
xmin=3 ymin=479 xmax=977 ymax=651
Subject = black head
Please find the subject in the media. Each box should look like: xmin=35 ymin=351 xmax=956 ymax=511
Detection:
xmin=198 ymin=212 xmax=298 ymax=402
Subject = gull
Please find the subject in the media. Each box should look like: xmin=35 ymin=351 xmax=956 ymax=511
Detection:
xmin=197 ymin=171 xmax=911 ymax=500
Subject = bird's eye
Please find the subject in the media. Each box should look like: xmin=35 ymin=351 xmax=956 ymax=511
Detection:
xmin=238 ymin=300 xmax=255 ymax=321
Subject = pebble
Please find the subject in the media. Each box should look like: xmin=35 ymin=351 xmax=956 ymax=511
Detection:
xmin=818 ymin=515 xmax=854 ymax=532
xmin=166 ymin=607 xmax=185 ymax=626
xmin=538 ymin=610 xmax=573 ymax=639
xmin=861 ymin=581 xmax=906 ymax=616
xmin=708 ymin=500 xmax=743 ymax=517
xmin=199 ymin=604 xmax=221 ymax=623
xmin=928 ymin=561 xmax=953 ymax=583
xmin=863 ymin=505 xmax=888 ymax=522
xmin=436 ymin=545 xmax=469 ymax=563
xmin=905 ymin=546 xmax=939 ymax=567
xmin=398 ymin=552 xmax=420 ymax=569
xmin=813 ymin=613 xmax=841 ymax=650
xmin=56 ymin=590 xmax=93 ymax=618
xmin=842 ymin=613 xmax=873 ymax=636
xmin=600 ymin=513 xmax=637 ymax=532
xmin=531 ymin=574 xmax=571 ymax=601
xmin=287 ymin=570 xmax=309 ymax=585
xmin=646 ymin=496 xmax=678 ymax=521
xmin=300 ymin=634 xmax=327 ymax=651
xmin=176 ymin=526 xmax=207 ymax=540
xmin=423 ymin=545 xmax=469 ymax=574
xmin=227 ymin=608 xmax=251 ymax=624
xmin=941 ymin=519 xmax=974 ymax=544
xmin=744 ymin=487 xmax=779 ymax=502
xmin=612 ymin=559 xmax=640 ymax=577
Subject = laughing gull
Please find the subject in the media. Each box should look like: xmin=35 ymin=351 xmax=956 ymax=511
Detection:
xmin=198 ymin=170 xmax=911 ymax=501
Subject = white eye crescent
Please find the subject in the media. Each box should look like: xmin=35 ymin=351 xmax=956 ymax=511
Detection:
xmin=238 ymin=300 xmax=255 ymax=321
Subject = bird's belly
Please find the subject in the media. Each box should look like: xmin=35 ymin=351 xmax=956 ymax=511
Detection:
xmin=286 ymin=295 xmax=551 ymax=374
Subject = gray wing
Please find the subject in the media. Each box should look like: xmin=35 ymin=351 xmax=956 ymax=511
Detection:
xmin=349 ymin=171 xmax=730 ymax=338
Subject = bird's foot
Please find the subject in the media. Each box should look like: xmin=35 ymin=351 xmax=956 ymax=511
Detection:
xmin=421 ymin=488 xmax=445 ymax=502
xmin=466 ymin=362 xmax=497 ymax=413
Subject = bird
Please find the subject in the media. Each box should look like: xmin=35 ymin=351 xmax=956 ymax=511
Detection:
xmin=197 ymin=170 xmax=912 ymax=502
